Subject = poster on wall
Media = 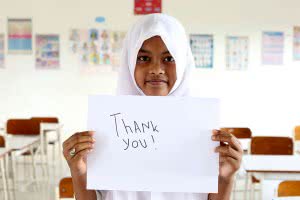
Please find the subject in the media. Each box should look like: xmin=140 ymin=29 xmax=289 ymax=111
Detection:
xmin=262 ymin=31 xmax=284 ymax=65
xmin=69 ymin=29 xmax=80 ymax=54
xmin=35 ymin=34 xmax=60 ymax=69
xmin=226 ymin=36 xmax=249 ymax=70
xmin=8 ymin=18 xmax=32 ymax=54
xmin=190 ymin=34 xmax=213 ymax=69
xmin=293 ymin=26 xmax=300 ymax=60
xmin=111 ymin=31 xmax=126 ymax=69
xmin=134 ymin=0 xmax=162 ymax=15
xmin=0 ymin=34 xmax=4 ymax=68
xmin=69 ymin=28 xmax=125 ymax=69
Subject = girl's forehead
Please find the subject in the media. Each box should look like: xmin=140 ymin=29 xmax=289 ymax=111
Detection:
xmin=140 ymin=36 xmax=169 ymax=51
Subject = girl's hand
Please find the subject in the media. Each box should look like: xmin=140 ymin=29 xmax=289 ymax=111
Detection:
xmin=212 ymin=129 xmax=243 ymax=181
xmin=63 ymin=131 xmax=95 ymax=176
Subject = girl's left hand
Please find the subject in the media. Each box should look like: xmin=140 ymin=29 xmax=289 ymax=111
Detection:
xmin=212 ymin=129 xmax=243 ymax=181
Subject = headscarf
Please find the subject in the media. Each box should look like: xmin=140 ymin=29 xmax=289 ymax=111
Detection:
xmin=116 ymin=13 xmax=195 ymax=96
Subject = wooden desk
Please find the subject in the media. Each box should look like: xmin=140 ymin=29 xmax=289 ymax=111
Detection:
xmin=243 ymin=155 xmax=300 ymax=200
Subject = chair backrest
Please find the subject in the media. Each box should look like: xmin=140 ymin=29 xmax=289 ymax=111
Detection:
xmin=220 ymin=127 xmax=252 ymax=138
xmin=0 ymin=135 xmax=5 ymax=147
xmin=31 ymin=117 xmax=59 ymax=123
xmin=250 ymin=136 xmax=293 ymax=155
xmin=295 ymin=126 xmax=300 ymax=141
xmin=278 ymin=180 xmax=300 ymax=197
xmin=59 ymin=177 xmax=74 ymax=198
xmin=6 ymin=119 xmax=40 ymax=135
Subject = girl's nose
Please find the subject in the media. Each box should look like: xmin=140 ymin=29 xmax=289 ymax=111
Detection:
xmin=149 ymin=62 xmax=165 ymax=75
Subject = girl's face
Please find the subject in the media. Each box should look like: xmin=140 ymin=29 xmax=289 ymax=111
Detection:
xmin=134 ymin=36 xmax=177 ymax=96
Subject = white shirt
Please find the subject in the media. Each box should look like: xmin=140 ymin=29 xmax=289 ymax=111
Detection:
xmin=96 ymin=191 xmax=208 ymax=200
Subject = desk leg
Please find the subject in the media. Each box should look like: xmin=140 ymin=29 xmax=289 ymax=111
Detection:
xmin=244 ymin=172 xmax=249 ymax=200
xmin=58 ymin=128 xmax=62 ymax=175
xmin=10 ymin=152 xmax=16 ymax=200
xmin=29 ymin=146 xmax=37 ymax=183
xmin=1 ymin=159 xmax=8 ymax=200
xmin=40 ymin=132 xmax=46 ymax=177
xmin=11 ymin=151 xmax=17 ymax=192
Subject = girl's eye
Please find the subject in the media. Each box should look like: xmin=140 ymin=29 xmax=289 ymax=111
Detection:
xmin=164 ymin=56 xmax=175 ymax=62
xmin=137 ymin=56 xmax=150 ymax=62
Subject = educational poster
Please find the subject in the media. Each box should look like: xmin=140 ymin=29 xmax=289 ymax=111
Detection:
xmin=69 ymin=29 xmax=125 ymax=69
xmin=293 ymin=26 xmax=300 ymax=60
xmin=8 ymin=18 xmax=32 ymax=54
xmin=110 ymin=31 xmax=126 ymax=68
xmin=134 ymin=0 xmax=162 ymax=15
xmin=98 ymin=29 xmax=111 ymax=65
xmin=262 ymin=31 xmax=284 ymax=65
xmin=35 ymin=34 xmax=60 ymax=69
xmin=0 ymin=34 xmax=4 ymax=68
xmin=226 ymin=36 xmax=249 ymax=70
xmin=190 ymin=34 xmax=213 ymax=68
xmin=69 ymin=29 xmax=80 ymax=53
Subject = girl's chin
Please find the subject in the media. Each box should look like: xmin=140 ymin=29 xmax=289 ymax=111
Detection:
xmin=143 ymin=88 xmax=169 ymax=96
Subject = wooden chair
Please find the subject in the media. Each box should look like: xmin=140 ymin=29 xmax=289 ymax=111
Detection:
xmin=247 ymin=136 xmax=294 ymax=199
xmin=6 ymin=119 xmax=42 ymax=181
xmin=278 ymin=180 xmax=300 ymax=197
xmin=58 ymin=177 xmax=74 ymax=199
xmin=6 ymin=119 xmax=40 ymax=135
xmin=295 ymin=126 xmax=300 ymax=141
xmin=220 ymin=127 xmax=252 ymax=139
xmin=0 ymin=135 xmax=5 ymax=147
xmin=295 ymin=126 xmax=300 ymax=154
xmin=250 ymin=136 xmax=293 ymax=155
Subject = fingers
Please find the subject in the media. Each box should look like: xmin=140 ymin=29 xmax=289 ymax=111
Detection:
xmin=63 ymin=131 xmax=95 ymax=150
xmin=65 ymin=142 xmax=94 ymax=160
xmin=215 ymin=145 xmax=241 ymax=161
xmin=72 ymin=149 xmax=91 ymax=161
xmin=212 ymin=129 xmax=243 ymax=153
xmin=63 ymin=131 xmax=95 ymax=161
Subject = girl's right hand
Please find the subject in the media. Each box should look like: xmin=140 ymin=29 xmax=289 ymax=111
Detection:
xmin=63 ymin=131 xmax=95 ymax=176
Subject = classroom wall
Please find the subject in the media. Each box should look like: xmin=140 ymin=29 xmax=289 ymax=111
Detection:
xmin=0 ymin=0 xmax=300 ymax=141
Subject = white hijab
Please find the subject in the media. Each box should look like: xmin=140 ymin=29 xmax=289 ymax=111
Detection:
xmin=116 ymin=13 xmax=195 ymax=96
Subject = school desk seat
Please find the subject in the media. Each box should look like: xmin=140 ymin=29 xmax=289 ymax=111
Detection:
xmin=278 ymin=180 xmax=300 ymax=197
xmin=58 ymin=177 xmax=74 ymax=199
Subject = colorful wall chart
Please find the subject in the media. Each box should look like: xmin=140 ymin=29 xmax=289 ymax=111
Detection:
xmin=293 ymin=26 xmax=300 ymax=60
xmin=8 ymin=18 xmax=32 ymax=54
xmin=262 ymin=31 xmax=284 ymax=65
xmin=226 ymin=36 xmax=249 ymax=70
xmin=134 ymin=0 xmax=162 ymax=15
xmin=69 ymin=29 xmax=125 ymax=67
xmin=35 ymin=34 xmax=60 ymax=69
xmin=0 ymin=34 xmax=4 ymax=68
xmin=190 ymin=34 xmax=213 ymax=68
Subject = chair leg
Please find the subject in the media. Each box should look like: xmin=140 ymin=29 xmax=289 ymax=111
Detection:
xmin=244 ymin=173 xmax=249 ymax=200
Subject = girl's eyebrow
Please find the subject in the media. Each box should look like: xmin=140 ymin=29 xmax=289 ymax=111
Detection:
xmin=138 ymin=48 xmax=170 ymax=55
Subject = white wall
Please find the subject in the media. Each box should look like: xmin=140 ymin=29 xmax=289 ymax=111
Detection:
xmin=0 ymin=0 xmax=300 ymax=140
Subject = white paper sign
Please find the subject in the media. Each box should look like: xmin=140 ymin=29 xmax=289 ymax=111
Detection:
xmin=87 ymin=95 xmax=219 ymax=193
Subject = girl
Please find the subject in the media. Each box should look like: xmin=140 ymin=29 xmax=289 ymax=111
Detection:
xmin=63 ymin=13 xmax=243 ymax=200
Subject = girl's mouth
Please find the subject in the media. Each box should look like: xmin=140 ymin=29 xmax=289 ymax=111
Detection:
xmin=145 ymin=79 xmax=168 ymax=86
